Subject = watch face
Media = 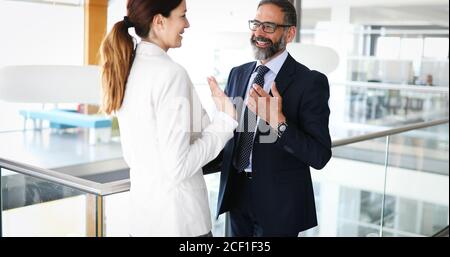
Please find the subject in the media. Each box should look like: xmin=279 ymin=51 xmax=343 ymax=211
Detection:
xmin=279 ymin=124 xmax=287 ymax=132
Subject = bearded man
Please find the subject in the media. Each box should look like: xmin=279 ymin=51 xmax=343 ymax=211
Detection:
xmin=205 ymin=0 xmax=332 ymax=237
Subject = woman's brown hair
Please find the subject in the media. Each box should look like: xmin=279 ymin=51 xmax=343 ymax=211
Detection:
xmin=99 ymin=0 xmax=182 ymax=114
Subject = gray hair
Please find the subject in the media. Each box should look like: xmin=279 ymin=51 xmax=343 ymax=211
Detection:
xmin=258 ymin=0 xmax=297 ymax=26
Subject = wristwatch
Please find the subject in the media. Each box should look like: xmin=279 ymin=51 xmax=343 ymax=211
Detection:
xmin=276 ymin=121 xmax=288 ymax=138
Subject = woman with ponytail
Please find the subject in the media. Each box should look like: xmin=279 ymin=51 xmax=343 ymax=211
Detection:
xmin=100 ymin=0 xmax=237 ymax=237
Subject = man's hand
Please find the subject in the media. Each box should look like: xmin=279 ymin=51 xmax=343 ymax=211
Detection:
xmin=247 ymin=82 xmax=286 ymax=129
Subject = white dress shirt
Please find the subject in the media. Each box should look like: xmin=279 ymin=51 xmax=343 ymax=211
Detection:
xmin=241 ymin=50 xmax=288 ymax=172
xmin=117 ymin=41 xmax=238 ymax=236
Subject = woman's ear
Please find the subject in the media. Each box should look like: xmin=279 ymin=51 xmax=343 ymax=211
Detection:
xmin=152 ymin=14 xmax=165 ymax=31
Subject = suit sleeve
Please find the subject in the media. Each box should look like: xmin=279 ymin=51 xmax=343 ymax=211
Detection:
xmin=190 ymin=87 xmax=211 ymax=142
xmin=275 ymin=71 xmax=332 ymax=170
xmin=154 ymin=66 xmax=238 ymax=184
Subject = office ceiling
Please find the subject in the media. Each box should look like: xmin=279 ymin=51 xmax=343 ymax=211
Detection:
xmin=351 ymin=5 xmax=449 ymax=27
xmin=302 ymin=0 xmax=448 ymax=8
xmin=302 ymin=5 xmax=449 ymax=28
xmin=5 ymin=0 xmax=82 ymax=6
xmin=7 ymin=0 xmax=450 ymax=29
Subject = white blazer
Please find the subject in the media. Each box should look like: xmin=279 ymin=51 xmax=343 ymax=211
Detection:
xmin=117 ymin=41 xmax=237 ymax=236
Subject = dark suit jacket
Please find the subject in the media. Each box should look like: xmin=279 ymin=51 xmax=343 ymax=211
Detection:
xmin=205 ymin=54 xmax=332 ymax=235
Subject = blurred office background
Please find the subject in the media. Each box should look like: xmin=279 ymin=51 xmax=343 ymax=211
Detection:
xmin=0 ymin=0 xmax=448 ymax=237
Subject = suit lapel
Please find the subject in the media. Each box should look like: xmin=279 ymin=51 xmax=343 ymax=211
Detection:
xmin=271 ymin=54 xmax=296 ymax=96
xmin=237 ymin=62 xmax=256 ymax=99
xmin=234 ymin=62 xmax=256 ymax=124
xmin=232 ymin=62 xmax=256 ymax=156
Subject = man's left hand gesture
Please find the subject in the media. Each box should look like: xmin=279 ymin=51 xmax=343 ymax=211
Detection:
xmin=247 ymin=82 xmax=286 ymax=129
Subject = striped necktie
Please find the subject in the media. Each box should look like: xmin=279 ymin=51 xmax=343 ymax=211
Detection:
xmin=234 ymin=65 xmax=270 ymax=172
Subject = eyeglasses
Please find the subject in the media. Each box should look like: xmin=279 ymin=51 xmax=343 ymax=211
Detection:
xmin=248 ymin=19 xmax=294 ymax=33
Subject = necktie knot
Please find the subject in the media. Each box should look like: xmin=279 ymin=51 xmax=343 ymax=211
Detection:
xmin=252 ymin=65 xmax=270 ymax=88
xmin=256 ymin=65 xmax=270 ymax=77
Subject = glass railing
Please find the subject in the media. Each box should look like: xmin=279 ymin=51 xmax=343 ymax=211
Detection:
xmin=0 ymin=81 xmax=448 ymax=237
xmin=1 ymin=119 xmax=447 ymax=237
xmin=303 ymin=137 xmax=391 ymax=237
xmin=101 ymin=172 xmax=225 ymax=237
xmin=0 ymin=158 xmax=107 ymax=237
xmin=1 ymin=169 xmax=97 ymax=236
xmin=301 ymin=119 xmax=449 ymax=237
xmin=382 ymin=123 xmax=449 ymax=237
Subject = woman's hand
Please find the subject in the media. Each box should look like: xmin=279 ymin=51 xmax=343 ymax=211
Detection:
xmin=207 ymin=76 xmax=236 ymax=120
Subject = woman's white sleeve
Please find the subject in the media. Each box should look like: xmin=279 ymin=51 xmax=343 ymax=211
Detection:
xmin=154 ymin=68 xmax=237 ymax=184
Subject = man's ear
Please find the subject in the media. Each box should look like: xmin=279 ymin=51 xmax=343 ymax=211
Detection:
xmin=286 ymin=26 xmax=296 ymax=43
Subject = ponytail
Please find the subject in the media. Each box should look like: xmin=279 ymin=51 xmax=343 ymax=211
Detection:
xmin=99 ymin=20 xmax=135 ymax=115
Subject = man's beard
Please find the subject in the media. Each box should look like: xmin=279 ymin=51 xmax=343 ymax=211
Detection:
xmin=250 ymin=34 xmax=287 ymax=60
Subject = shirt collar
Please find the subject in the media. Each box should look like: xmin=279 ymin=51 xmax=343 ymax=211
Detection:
xmin=254 ymin=49 xmax=288 ymax=75
xmin=136 ymin=41 xmax=168 ymax=57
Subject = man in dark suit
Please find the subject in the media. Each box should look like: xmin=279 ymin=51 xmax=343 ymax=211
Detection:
xmin=205 ymin=0 xmax=332 ymax=237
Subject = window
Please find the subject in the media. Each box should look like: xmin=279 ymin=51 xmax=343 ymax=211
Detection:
xmin=0 ymin=0 xmax=84 ymax=132
xmin=423 ymin=37 xmax=449 ymax=59
xmin=376 ymin=37 xmax=401 ymax=59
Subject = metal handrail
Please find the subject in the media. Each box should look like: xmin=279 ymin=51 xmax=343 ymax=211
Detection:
xmin=333 ymin=118 xmax=449 ymax=147
xmin=1 ymin=118 xmax=449 ymax=196
xmin=432 ymin=225 xmax=449 ymax=237
xmin=0 ymin=158 xmax=105 ymax=195
xmin=99 ymin=179 xmax=130 ymax=196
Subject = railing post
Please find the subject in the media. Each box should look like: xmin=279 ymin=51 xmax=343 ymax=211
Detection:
xmin=96 ymin=195 xmax=104 ymax=237
xmin=225 ymin=212 xmax=231 ymax=237
xmin=86 ymin=194 xmax=105 ymax=237
xmin=0 ymin=167 xmax=2 ymax=237
xmin=379 ymin=135 xmax=391 ymax=237
xmin=86 ymin=194 xmax=96 ymax=237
